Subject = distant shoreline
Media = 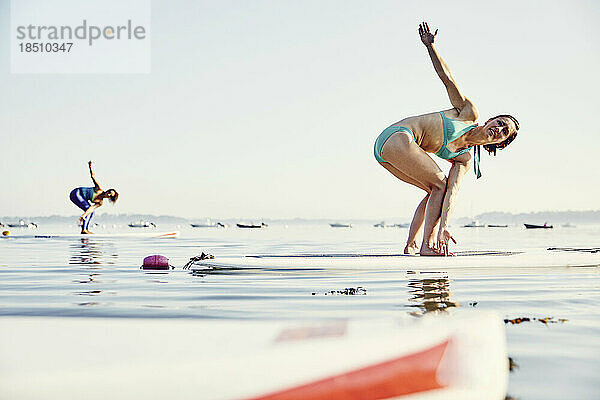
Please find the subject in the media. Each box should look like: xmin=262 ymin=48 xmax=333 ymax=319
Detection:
xmin=2 ymin=210 xmax=600 ymax=226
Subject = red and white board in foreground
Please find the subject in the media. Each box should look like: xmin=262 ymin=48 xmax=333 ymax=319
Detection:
xmin=0 ymin=311 xmax=507 ymax=400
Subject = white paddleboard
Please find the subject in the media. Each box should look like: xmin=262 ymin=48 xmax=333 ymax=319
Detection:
xmin=1 ymin=231 xmax=180 ymax=239
xmin=0 ymin=311 xmax=507 ymax=400
xmin=190 ymin=249 xmax=600 ymax=270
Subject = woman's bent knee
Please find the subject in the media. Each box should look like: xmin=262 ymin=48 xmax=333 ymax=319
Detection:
xmin=428 ymin=177 xmax=447 ymax=192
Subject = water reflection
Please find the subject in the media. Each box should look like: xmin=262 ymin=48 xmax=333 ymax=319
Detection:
xmin=69 ymin=239 xmax=116 ymax=305
xmin=69 ymin=238 xmax=118 ymax=266
xmin=76 ymin=290 xmax=102 ymax=296
xmin=407 ymin=275 xmax=458 ymax=315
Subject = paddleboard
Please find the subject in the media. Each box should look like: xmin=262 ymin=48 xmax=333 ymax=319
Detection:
xmin=1 ymin=231 xmax=179 ymax=239
xmin=190 ymin=248 xmax=600 ymax=270
xmin=0 ymin=311 xmax=507 ymax=400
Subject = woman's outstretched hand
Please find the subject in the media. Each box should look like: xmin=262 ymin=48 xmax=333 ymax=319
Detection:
xmin=437 ymin=227 xmax=456 ymax=256
xmin=418 ymin=22 xmax=438 ymax=46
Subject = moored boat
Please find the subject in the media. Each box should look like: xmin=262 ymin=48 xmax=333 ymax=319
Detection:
xmin=330 ymin=223 xmax=352 ymax=228
xmin=524 ymin=223 xmax=553 ymax=229
xmin=128 ymin=220 xmax=156 ymax=228
xmin=7 ymin=219 xmax=37 ymax=228
xmin=374 ymin=221 xmax=409 ymax=228
xmin=237 ymin=223 xmax=267 ymax=228
xmin=463 ymin=220 xmax=486 ymax=228
xmin=191 ymin=222 xmax=226 ymax=228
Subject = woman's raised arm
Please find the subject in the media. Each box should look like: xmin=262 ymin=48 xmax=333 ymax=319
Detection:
xmin=88 ymin=161 xmax=102 ymax=191
xmin=419 ymin=22 xmax=476 ymax=117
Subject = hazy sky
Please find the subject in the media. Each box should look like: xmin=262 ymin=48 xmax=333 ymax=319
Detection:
xmin=1 ymin=0 xmax=599 ymax=219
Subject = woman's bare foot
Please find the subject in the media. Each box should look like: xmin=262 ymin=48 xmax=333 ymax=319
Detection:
xmin=419 ymin=245 xmax=443 ymax=256
xmin=81 ymin=230 xmax=93 ymax=234
xmin=404 ymin=242 xmax=419 ymax=255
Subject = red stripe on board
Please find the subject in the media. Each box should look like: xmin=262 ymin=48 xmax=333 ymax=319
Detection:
xmin=156 ymin=232 xmax=177 ymax=237
xmin=247 ymin=339 xmax=450 ymax=400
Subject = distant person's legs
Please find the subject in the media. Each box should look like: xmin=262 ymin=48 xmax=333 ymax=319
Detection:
xmin=69 ymin=188 xmax=92 ymax=233
xmin=83 ymin=211 xmax=95 ymax=231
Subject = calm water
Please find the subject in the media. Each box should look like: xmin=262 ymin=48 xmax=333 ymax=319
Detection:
xmin=1 ymin=223 xmax=599 ymax=399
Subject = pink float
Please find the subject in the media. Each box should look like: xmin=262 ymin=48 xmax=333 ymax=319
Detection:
xmin=142 ymin=255 xmax=170 ymax=270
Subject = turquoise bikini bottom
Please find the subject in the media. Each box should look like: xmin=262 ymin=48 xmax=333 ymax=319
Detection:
xmin=373 ymin=126 xmax=415 ymax=163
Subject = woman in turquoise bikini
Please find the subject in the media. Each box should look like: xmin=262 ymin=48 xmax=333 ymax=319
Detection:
xmin=374 ymin=22 xmax=519 ymax=256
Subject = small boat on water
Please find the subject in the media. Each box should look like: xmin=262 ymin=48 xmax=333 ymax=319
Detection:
xmin=463 ymin=220 xmax=486 ymax=228
xmin=128 ymin=220 xmax=156 ymax=228
xmin=524 ymin=223 xmax=553 ymax=229
xmin=237 ymin=223 xmax=267 ymax=229
xmin=374 ymin=221 xmax=409 ymax=228
xmin=330 ymin=223 xmax=352 ymax=228
xmin=191 ymin=222 xmax=226 ymax=228
xmin=488 ymin=224 xmax=508 ymax=228
xmin=7 ymin=219 xmax=37 ymax=228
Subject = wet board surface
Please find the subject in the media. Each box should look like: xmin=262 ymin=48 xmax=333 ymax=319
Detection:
xmin=0 ymin=311 xmax=507 ymax=400
xmin=0 ymin=231 xmax=179 ymax=239
xmin=191 ymin=248 xmax=600 ymax=270
xmin=248 ymin=250 xmax=521 ymax=258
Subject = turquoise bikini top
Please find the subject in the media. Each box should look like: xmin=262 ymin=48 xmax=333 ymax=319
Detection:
xmin=435 ymin=111 xmax=482 ymax=179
